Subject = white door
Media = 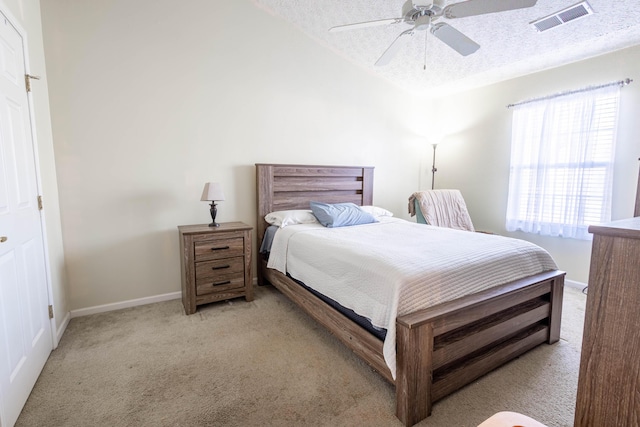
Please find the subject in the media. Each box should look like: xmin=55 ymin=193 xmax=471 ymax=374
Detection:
xmin=0 ymin=12 xmax=52 ymax=427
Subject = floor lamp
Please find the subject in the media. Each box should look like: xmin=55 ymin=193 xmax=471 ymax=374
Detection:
xmin=431 ymin=143 xmax=438 ymax=190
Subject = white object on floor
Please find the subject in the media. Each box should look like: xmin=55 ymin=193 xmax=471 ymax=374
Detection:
xmin=477 ymin=411 xmax=548 ymax=427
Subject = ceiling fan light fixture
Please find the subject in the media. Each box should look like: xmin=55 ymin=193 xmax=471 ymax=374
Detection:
xmin=415 ymin=15 xmax=432 ymax=31
xmin=412 ymin=0 xmax=434 ymax=10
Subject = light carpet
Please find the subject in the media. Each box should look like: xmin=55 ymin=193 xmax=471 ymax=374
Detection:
xmin=16 ymin=285 xmax=586 ymax=427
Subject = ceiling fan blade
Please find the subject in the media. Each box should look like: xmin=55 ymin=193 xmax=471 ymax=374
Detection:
xmin=444 ymin=0 xmax=537 ymax=19
xmin=375 ymin=29 xmax=415 ymax=66
xmin=329 ymin=17 xmax=404 ymax=32
xmin=430 ymin=23 xmax=480 ymax=56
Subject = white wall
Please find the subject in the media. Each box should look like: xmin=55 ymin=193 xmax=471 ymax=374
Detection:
xmin=429 ymin=45 xmax=640 ymax=284
xmin=0 ymin=0 xmax=68 ymax=335
xmin=40 ymin=0 xmax=640 ymax=309
xmin=40 ymin=0 xmax=430 ymax=310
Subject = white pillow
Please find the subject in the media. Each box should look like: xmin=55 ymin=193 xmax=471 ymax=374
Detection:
xmin=360 ymin=205 xmax=394 ymax=218
xmin=265 ymin=210 xmax=319 ymax=228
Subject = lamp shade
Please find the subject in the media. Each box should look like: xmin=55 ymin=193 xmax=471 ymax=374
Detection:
xmin=200 ymin=182 xmax=225 ymax=201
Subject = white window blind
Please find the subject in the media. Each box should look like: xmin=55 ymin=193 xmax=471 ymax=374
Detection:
xmin=506 ymin=84 xmax=620 ymax=240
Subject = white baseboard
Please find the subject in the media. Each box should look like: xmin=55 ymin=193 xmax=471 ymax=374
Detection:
xmin=565 ymin=279 xmax=587 ymax=291
xmin=70 ymin=291 xmax=182 ymax=318
xmin=53 ymin=311 xmax=71 ymax=348
xmin=69 ymin=278 xmax=260 ymax=319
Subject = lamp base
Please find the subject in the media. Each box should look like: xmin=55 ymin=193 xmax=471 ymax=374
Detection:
xmin=208 ymin=202 xmax=220 ymax=227
xmin=431 ymin=143 xmax=438 ymax=190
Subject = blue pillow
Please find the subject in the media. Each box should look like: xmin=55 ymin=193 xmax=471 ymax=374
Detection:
xmin=309 ymin=202 xmax=377 ymax=228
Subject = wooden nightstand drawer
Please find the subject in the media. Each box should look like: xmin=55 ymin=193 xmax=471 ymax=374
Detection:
xmin=194 ymin=237 xmax=244 ymax=262
xmin=196 ymin=273 xmax=245 ymax=296
xmin=178 ymin=222 xmax=253 ymax=315
xmin=195 ymin=257 xmax=245 ymax=282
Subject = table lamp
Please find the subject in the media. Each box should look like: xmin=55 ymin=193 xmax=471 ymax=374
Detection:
xmin=201 ymin=182 xmax=225 ymax=227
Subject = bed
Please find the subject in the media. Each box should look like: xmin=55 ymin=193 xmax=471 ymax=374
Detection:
xmin=255 ymin=163 xmax=565 ymax=426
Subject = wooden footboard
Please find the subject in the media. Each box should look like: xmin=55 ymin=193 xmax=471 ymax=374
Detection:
xmin=395 ymin=270 xmax=564 ymax=426
xmin=262 ymin=259 xmax=564 ymax=426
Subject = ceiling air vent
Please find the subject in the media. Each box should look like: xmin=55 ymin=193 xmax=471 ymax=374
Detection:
xmin=530 ymin=1 xmax=594 ymax=33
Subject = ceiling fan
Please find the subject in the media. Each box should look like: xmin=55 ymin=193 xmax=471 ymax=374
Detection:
xmin=329 ymin=0 xmax=538 ymax=67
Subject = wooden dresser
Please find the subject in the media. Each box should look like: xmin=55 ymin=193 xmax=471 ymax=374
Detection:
xmin=178 ymin=222 xmax=253 ymax=314
xmin=574 ymin=217 xmax=640 ymax=426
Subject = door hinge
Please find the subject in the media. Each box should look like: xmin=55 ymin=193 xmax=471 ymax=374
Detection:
xmin=48 ymin=305 xmax=54 ymax=319
xmin=25 ymin=74 xmax=40 ymax=92
xmin=38 ymin=195 xmax=43 ymax=210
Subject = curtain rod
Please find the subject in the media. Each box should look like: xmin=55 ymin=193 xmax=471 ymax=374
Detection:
xmin=507 ymin=78 xmax=633 ymax=109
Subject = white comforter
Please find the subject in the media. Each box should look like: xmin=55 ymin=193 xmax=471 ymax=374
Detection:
xmin=267 ymin=217 xmax=557 ymax=379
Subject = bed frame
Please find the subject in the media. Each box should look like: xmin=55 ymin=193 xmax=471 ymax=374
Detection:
xmin=255 ymin=163 xmax=565 ymax=426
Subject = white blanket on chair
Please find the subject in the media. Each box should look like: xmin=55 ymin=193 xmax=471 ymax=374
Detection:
xmin=267 ymin=217 xmax=557 ymax=379
xmin=409 ymin=190 xmax=475 ymax=231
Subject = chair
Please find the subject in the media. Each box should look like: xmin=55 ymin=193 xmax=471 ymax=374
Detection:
xmin=408 ymin=190 xmax=475 ymax=232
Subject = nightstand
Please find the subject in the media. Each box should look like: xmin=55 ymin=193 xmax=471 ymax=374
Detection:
xmin=178 ymin=222 xmax=253 ymax=315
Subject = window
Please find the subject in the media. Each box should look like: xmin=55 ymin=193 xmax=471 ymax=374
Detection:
xmin=506 ymin=84 xmax=620 ymax=240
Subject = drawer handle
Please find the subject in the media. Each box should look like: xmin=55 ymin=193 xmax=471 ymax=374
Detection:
xmin=212 ymin=265 xmax=230 ymax=270
xmin=210 ymin=246 xmax=230 ymax=251
xmin=211 ymin=280 xmax=231 ymax=287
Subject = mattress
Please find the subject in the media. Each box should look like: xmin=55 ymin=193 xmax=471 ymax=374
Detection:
xmin=261 ymin=225 xmax=386 ymax=339
xmin=267 ymin=217 xmax=558 ymax=379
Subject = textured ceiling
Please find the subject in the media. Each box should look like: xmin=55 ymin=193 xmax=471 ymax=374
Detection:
xmin=253 ymin=0 xmax=640 ymax=96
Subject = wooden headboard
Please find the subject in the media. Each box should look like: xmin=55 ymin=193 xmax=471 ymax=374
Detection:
xmin=255 ymin=164 xmax=374 ymax=243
